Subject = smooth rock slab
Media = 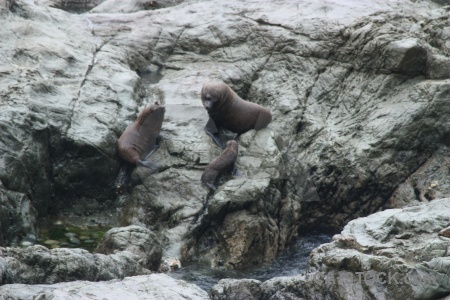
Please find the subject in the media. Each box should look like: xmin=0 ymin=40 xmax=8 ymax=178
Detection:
xmin=0 ymin=274 xmax=209 ymax=300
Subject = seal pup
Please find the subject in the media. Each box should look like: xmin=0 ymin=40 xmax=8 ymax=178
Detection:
xmin=117 ymin=102 xmax=165 ymax=170
xmin=201 ymin=140 xmax=239 ymax=190
xmin=201 ymin=82 xmax=272 ymax=148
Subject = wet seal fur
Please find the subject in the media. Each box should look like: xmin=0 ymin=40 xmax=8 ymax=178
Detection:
xmin=201 ymin=140 xmax=239 ymax=190
xmin=201 ymin=82 xmax=272 ymax=148
xmin=117 ymin=102 xmax=165 ymax=170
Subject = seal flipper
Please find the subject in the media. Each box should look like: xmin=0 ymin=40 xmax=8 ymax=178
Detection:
xmin=205 ymin=118 xmax=225 ymax=149
xmin=144 ymin=144 xmax=159 ymax=160
xmin=137 ymin=159 xmax=159 ymax=170
xmin=137 ymin=145 xmax=160 ymax=170
xmin=206 ymin=182 xmax=217 ymax=191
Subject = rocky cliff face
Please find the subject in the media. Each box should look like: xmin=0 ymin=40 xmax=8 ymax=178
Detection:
xmin=0 ymin=0 xmax=449 ymax=295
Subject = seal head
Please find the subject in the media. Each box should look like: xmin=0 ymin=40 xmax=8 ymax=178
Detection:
xmin=201 ymin=82 xmax=272 ymax=148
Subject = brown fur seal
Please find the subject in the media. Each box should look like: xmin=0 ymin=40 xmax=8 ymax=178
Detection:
xmin=117 ymin=102 xmax=165 ymax=169
xmin=439 ymin=226 xmax=450 ymax=238
xmin=201 ymin=82 xmax=272 ymax=148
xmin=201 ymin=140 xmax=238 ymax=190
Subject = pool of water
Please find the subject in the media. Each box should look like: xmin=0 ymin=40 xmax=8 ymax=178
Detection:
xmin=169 ymin=233 xmax=332 ymax=292
xmin=36 ymin=223 xmax=109 ymax=252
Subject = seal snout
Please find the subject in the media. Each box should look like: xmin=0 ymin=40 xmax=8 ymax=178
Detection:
xmin=202 ymin=93 xmax=213 ymax=111
xmin=153 ymin=106 xmax=166 ymax=119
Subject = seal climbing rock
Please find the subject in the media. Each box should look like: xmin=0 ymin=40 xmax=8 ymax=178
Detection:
xmin=201 ymin=82 xmax=272 ymax=148
xmin=201 ymin=140 xmax=239 ymax=190
xmin=117 ymin=102 xmax=165 ymax=170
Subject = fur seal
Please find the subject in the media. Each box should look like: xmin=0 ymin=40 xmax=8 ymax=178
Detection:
xmin=201 ymin=82 xmax=272 ymax=148
xmin=201 ymin=140 xmax=238 ymax=190
xmin=117 ymin=102 xmax=165 ymax=170
xmin=439 ymin=226 xmax=450 ymax=238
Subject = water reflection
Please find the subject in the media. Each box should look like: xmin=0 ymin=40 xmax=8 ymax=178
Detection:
xmin=169 ymin=233 xmax=332 ymax=291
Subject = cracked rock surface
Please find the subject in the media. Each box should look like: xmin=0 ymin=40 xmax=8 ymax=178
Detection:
xmin=210 ymin=198 xmax=450 ymax=300
xmin=0 ymin=0 xmax=450 ymax=296
xmin=0 ymin=244 xmax=150 ymax=284
xmin=0 ymin=273 xmax=209 ymax=299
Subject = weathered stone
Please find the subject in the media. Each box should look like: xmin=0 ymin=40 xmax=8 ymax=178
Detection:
xmin=260 ymin=275 xmax=306 ymax=300
xmin=302 ymin=198 xmax=450 ymax=300
xmin=0 ymin=245 xmax=150 ymax=284
xmin=210 ymin=279 xmax=263 ymax=300
xmin=388 ymin=145 xmax=450 ymax=208
xmin=0 ymin=274 xmax=209 ymax=299
xmin=0 ymin=188 xmax=37 ymax=247
xmin=89 ymin=0 xmax=185 ymax=13
xmin=1 ymin=0 xmax=450 ymax=290
xmin=214 ymin=199 xmax=450 ymax=299
xmin=36 ymin=0 xmax=105 ymax=13
xmin=95 ymin=225 xmax=163 ymax=271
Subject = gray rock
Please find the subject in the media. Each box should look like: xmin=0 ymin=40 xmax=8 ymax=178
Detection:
xmin=95 ymin=225 xmax=163 ymax=271
xmin=214 ymin=199 xmax=450 ymax=299
xmin=260 ymin=275 xmax=306 ymax=300
xmin=0 ymin=274 xmax=209 ymax=299
xmin=301 ymin=198 xmax=450 ymax=300
xmin=0 ymin=0 xmax=123 ymax=217
xmin=1 ymin=0 xmax=450 ymax=285
xmin=0 ymin=245 xmax=150 ymax=284
xmin=210 ymin=278 xmax=263 ymax=300
xmin=0 ymin=188 xmax=37 ymax=247
xmin=210 ymin=276 xmax=306 ymax=300
xmin=36 ymin=0 xmax=105 ymax=13
xmin=89 ymin=0 xmax=186 ymax=13
xmin=388 ymin=145 xmax=450 ymax=208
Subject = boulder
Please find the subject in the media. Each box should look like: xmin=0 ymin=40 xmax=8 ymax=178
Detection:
xmin=0 ymin=245 xmax=150 ymax=284
xmin=0 ymin=274 xmax=209 ymax=299
xmin=95 ymin=225 xmax=163 ymax=271
xmin=302 ymin=198 xmax=450 ymax=300
xmin=210 ymin=279 xmax=263 ymax=300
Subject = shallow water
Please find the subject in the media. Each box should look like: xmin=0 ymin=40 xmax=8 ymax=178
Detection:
xmin=169 ymin=233 xmax=332 ymax=292
xmin=28 ymin=220 xmax=110 ymax=252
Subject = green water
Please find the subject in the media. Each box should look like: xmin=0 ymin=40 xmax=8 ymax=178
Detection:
xmin=37 ymin=222 xmax=109 ymax=252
